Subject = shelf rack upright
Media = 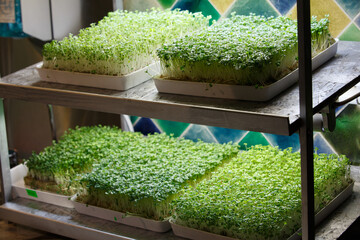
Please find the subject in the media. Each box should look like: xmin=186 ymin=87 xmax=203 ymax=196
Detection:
xmin=297 ymin=0 xmax=315 ymax=238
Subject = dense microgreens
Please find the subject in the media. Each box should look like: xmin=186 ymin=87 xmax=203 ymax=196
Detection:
xmin=25 ymin=125 xmax=348 ymax=235
xmin=42 ymin=9 xmax=210 ymax=75
xmin=311 ymin=15 xmax=334 ymax=53
xmin=157 ymin=14 xmax=334 ymax=86
xmin=25 ymin=126 xmax=143 ymax=194
xmin=78 ymin=133 xmax=239 ymax=220
xmin=172 ymin=145 xmax=351 ymax=240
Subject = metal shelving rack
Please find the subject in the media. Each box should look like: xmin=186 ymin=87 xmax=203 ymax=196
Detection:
xmin=297 ymin=1 xmax=316 ymax=238
xmin=0 ymin=1 xmax=359 ymax=239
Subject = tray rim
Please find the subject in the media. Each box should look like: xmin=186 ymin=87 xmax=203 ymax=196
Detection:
xmin=73 ymin=200 xmax=171 ymax=233
xmin=36 ymin=61 xmax=160 ymax=91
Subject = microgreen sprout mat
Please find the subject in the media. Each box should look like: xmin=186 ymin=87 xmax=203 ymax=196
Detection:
xmin=77 ymin=133 xmax=239 ymax=221
xmin=154 ymin=39 xmax=338 ymax=101
xmin=24 ymin=126 xmax=143 ymax=195
xmin=157 ymin=14 xmax=334 ymax=86
xmin=171 ymin=145 xmax=351 ymax=240
xmin=42 ymin=9 xmax=210 ymax=76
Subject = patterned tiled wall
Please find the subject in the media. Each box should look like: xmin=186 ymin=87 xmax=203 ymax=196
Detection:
xmin=124 ymin=0 xmax=360 ymax=40
xmin=126 ymin=0 xmax=360 ymax=165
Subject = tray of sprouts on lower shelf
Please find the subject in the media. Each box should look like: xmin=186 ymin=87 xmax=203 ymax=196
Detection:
xmin=11 ymin=126 xmax=143 ymax=208
xmin=14 ymin=125 xmax=353 ymax=236
xmin=154 ymin=14 xmax=338 ymax=101
xmin=170 ymin=145 xmax=353 ymax=240
xmin=74 ymin=132 xmax=239 ymax=232
xmin=36 ymin=9 xmax=210 ymax=90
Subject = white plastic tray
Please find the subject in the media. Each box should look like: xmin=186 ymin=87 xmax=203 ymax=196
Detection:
xmin=10 ymin=164 xmax=76 ymax=208
xmin=36 ymin=62 xmax=160 ymax=90
xmin=171 ymin=181 xmax=354 ymax=240
xmin=171 ymin=222 xmax=235 ymax=240
xmin=73 ymin=201 xmax=171 ymax=233
xmin=154 ymin=40 xmax=338 ymax=101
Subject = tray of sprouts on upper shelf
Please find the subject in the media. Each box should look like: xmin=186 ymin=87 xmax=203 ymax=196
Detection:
xmin=154 ymin=14 xmax=338 ymax=101
xmin=36 ymin=9 xmax=210 ymax=90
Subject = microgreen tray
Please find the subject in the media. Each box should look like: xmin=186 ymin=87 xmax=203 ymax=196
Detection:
xmin=10 ymin=164 xmax=76 ymax=208
xmin=36 ymin=62 xmax=159 ymax=91
xmin=154 ymin=39 xmax=338 ymax=101
xmin=73 ymin=201 xmax=171 ymax=233
xmin=170 ymin=181 xmax=354 ymax=240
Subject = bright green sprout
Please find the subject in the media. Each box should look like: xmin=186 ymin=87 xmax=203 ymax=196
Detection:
xmin=42 ymin=9 xmax=210 ymax=76
xmin=78 ymin=133 xmax=239 ymax=220
xmin=157 ymin=14 xmax=334 ymax=86
xmin=171 ymin=145 xmax=351 ymax=240
xmin=24 ymin=126 xmax=144 ymax=195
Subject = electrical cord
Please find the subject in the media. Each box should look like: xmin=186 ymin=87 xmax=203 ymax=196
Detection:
xmin=334 ymin=92 xmax=360 ymax=107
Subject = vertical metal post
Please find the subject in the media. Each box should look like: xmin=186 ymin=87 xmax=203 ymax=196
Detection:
xmin=48 ymin=0 xmax=54 ymax=40
xmin=47 ymin=104 xmax=58 ymax=142
xmin=297 ymin=0 xmax=315 ymax=239
xmin=0 ymin=37 xmax=12 ymax=204
xmin=0 ymin=98 xmax=11 ymax=204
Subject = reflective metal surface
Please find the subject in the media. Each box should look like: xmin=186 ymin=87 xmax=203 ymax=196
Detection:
xmin=0 ymin=198 xmax=182 ymax=240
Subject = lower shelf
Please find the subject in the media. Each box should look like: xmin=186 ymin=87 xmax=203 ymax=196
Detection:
xmin=0 ymin=198 xmax=182 ymax=240
xmin=0 ymin=182 xmax=354 ymax=240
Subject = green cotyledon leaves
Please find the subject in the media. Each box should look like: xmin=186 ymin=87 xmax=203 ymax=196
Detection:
xmin=172 ymin=145 xmax=351 ymax=240
xmin=25 ymin=126 xmax=144 ymax=190
xmin=157 ymin=14 xmax=334 ymax=86
xmin=79 ymin=132 xmax=238 ymax=220
xmin=42 ymin=9 xmax=210 ymax=76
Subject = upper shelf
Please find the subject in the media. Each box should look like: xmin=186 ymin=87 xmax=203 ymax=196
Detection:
xmin=0 ymin=41 xmax=359 ymax=136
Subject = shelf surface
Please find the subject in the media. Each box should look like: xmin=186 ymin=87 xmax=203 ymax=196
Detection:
xmin=0 ymin=198 xmax=182 ymax=240
xmin=0 ymin=41 xmax=358 ymax=135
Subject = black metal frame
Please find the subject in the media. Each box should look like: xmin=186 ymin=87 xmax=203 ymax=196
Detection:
xmin=297 ymin=0 xmax=315 ymax=239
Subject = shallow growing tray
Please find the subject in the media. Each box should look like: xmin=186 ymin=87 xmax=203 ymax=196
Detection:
xmin=154 ymin=40 xmax=338 ymax=101
xmin=171 ymin=181 xmax=354 ymax=240
xmin=73 ymin=201 xmax=171 ymax=233
xmin=36 ymin=62 xmax=160 ymax=90
xmin=10 ymin=164 xmax=76 ymax=209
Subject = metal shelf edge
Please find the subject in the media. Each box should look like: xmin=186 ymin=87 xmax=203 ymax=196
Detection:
xmin=0 ymin=204 xmax=133 ymax=240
